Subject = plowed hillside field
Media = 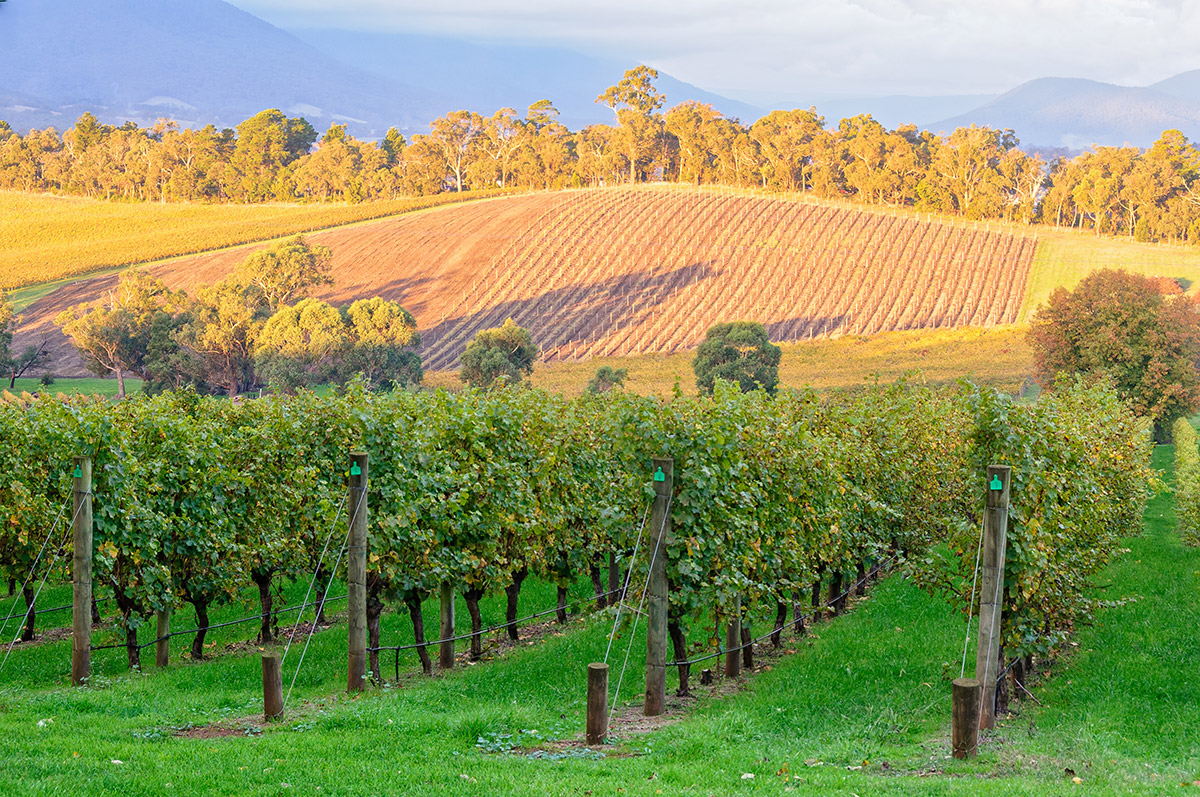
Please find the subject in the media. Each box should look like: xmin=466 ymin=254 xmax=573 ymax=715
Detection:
xmin=14 ymin=185 xmax=1037 ymax=375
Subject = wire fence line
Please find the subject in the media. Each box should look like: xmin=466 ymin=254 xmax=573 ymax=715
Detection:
xmin=0 ymin=495 xmax=72 ymax=649
xmin=1 ymin=497 xmax=85 ymax=674
xmin=367 ymin=586 xmax=626 ymax=655
xmin=88 ymin=594 xmax=351 ymax=653
xmin=662 ymin=553 xmax=904 ymax=669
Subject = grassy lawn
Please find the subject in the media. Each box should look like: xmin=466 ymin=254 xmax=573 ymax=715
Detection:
xmin=6 ymin=377 xmax=143 ymax=398
xmin=422 ymin=325 xmax=1036 ymax=397
xmin=0 ymin=443 xmax=1191 ymax=794
xmin=1021 ymin=227 xmax=1200 ymax=322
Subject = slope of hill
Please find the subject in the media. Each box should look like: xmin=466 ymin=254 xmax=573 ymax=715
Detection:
xmin=0 ymin=190 xmax=509 ymax=294
xmin=13 ymin=186 xmax=1036 ymax=376
xmin=288 ymin=29 xmax=767 ymax=129
xmin=0 ymin=0 xmax=444 ymax=137
xmin=931 ymin=77 xmax=1200 ymax=149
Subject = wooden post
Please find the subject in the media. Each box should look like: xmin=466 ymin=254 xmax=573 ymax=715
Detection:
xmin=644 ymin=456 xmax=672 ymax=716
xmin=439 ymin=581 xmax=455 ymax=670
xmin=724 ymin=594 xmax=741 ymax=678
xmin=347 ymin=452 xmax=368 ymax=693
xmin=952 ymin=677 xmax=981 ymax=758
xmin=587 ymin=662 xmax=609 ymax=745
xmin=155 ymin=609 xmax=170 ymax=668
xmin=71 ymin=456 xmax=92 ymax=687
xmin=262 ymin=652 xmax=283 ymax=720
xmin=976 ymin=464 xmax=1010 ymax=730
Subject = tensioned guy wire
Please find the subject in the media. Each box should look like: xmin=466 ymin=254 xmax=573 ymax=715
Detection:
xmin=603 ymin=499 xmax=652 ymax=665
xmin=0 ymin=496 xmax=71 ymax=649
xmin=960 ymin=516 xmax=987 ymax=679
xmin=1 ymin=497 xmax=83 ymax=674
xmin=281 ymin=492 xmax=347 ymax=672
xmin=284 ymin=488 xmax=360 ymax=709
xmin=608 ymin=494 xmax=670 ymax=727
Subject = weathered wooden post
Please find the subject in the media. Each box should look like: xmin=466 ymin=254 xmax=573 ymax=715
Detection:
xmin=587 ymin=662 xmax=609 ymax=744
xmin=952 ymin=677 xmax=981 ymax=758
xmin=262 ymin=652 xmax=283 ymax=719
xmin=644 ymin=457 xmax=672 ymax=716
xmin=155 ymin=609 xmax=170 ymax=668
xmin=439 ymin=581 xmax=455 ymax=670
xmin=71 ymin=456 xmax=92 ymax=687
xmin=347 ymin=452 xmax=369 ymax=693
xmin=724 ymin=595 xmax=741 ymax=678
xmin=976 ymin=465 xmax=1010 ymax=730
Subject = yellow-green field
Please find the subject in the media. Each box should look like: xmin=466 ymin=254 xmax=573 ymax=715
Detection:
xmin=0 ymin=189 xmax=512 ymax=295
xmin=424 ymin=325 xmax=1036 ymax=396
xmin=1020 ymin=227 xmax=1200 ymax=321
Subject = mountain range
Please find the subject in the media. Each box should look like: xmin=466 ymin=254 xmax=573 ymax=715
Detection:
xmin=0 ymin=0 xmax=761 ymax=138
xmin=929 ymin=74 xmax=1200 ymax=149
xmin=1 ymin=0 xmax=1199 ymax=150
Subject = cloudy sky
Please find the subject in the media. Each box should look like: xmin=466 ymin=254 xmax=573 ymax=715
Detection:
xmin=229 ymin=0 xmax=1200 ymax=102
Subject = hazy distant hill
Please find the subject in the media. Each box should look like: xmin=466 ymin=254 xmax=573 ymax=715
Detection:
xmin=0 ymin=0 xmax=446 ymax=137
xmin=287 ymin=29 xmax=767 ymax=130
xmin=804 ymin=94 xmax=995 ymax=130
xmin=931 ymin=77 xmax=1200 ymax=149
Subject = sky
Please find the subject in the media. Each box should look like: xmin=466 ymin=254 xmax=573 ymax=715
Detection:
xmin=228 ymin=0 xmax=1200 ymax=102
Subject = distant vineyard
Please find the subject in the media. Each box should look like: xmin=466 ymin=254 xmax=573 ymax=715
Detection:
xmin=418 ymin=186 xmax=1037 ymax=369
xmin=13 ymin=186 xmax=1037 ymax=376
xmin=0 ymin=189 xmax=513 ymax=292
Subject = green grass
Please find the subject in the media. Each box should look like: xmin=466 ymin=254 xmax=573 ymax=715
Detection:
xmin=0 ymin=448 xmax=1193 ymax=795
xmin=5 ymin=378 xmax=143 ymax=398
xmin=1021 ymin=227 xmax=1200 ymax=321
xmin=494 ymin=325 xmax=1035 ymax=397
xmin=0 ymin=189 xmax=513 ymax=297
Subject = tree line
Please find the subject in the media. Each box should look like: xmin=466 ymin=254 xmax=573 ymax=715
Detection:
xmin=2 ymin=66 xmax=1200 ymax=243
xmin=48 ymin=237 xmax=422 ymax=397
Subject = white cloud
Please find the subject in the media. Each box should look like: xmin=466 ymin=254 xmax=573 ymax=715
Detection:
xmin=231 ymin=0 xmax=1200 ymax=97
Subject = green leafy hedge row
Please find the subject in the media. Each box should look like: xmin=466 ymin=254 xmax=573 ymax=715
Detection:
xmin=1173 ymin=418 xmax=1200 ymax=546
xmin=0 ymin=378 xmax=1153 ymax=674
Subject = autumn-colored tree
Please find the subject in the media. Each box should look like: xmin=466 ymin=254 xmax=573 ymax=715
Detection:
xmin=1029 ymin=268 xmax=1200 ymax=437
xmin=460 ymin=318 xmax=538 ymax=389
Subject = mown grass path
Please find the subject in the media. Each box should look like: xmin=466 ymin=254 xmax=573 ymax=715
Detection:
xmin=0 ymin=447 xmax=1193 ymax=795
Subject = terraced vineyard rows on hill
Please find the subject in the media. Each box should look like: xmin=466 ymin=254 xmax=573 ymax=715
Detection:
xmin=417 ymin=186 xmax=1036 ymax=369
xmin=13 ymin=186 xmax=1037 ymax=376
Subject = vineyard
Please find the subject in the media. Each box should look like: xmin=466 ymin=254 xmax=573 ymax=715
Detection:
xmin=12 ymin=185 xmax=1037 ymax=377
xmin=0 ymin=378 xmax=1151 ymax=699
xmin=0 ymin=188 xmax=514 ymax=294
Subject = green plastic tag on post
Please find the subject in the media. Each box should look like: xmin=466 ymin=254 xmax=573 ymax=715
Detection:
xmin=989 ymin=474 xmax=1003 ymax=491
xmin=73 ymin=466 xmax=83 ymax=479
xmin=350 ymin=462 xmax=362 ymax=477
xmin=653 ymin=467 xmax=665 ymax=483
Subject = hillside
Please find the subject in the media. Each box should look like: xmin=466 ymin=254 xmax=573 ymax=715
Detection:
xmin=0 ymin=190 xmax=509 ymax=295
xmin=13 ymin=186 xmax=1036 ymax=377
